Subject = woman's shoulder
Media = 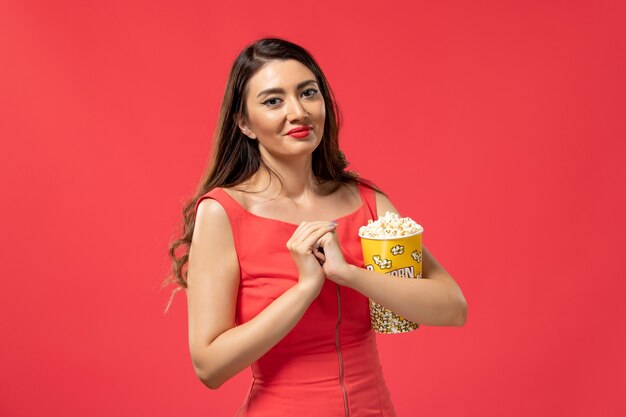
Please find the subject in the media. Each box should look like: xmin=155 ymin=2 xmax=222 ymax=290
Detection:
xmin=352 ymin=177 xmax=384 ymax=194
xmin=194 ymin=186 xmax=247 ymax=221
xmin=347 ymin=179 xmax=397 ymax=218
xmin=194 ymin=197 xmax=235 ymax=245
xmin=217 ymin=184 xmax=263 ymax=212
xmin=195 ymin=192 xmax=231 ymax=223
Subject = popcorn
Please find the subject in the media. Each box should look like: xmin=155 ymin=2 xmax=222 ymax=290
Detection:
xmin=358 ymin=212 xmax=422 ymax=239
xmin=358 ymin=212 xmax=424 ymax=334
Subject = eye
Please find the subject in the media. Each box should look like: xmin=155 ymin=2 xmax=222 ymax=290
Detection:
xmin=302 ymin=88 xmax=318 ymax=97
xmin=262 ymin=97 xmax=281 ymax=107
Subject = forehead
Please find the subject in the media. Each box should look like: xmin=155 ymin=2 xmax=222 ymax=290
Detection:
xmin=246 ymin=59 xmax=317 ymax=95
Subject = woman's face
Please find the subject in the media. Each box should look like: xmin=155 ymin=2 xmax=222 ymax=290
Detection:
xmin=238 ymin=59 xmax=326 ymax=161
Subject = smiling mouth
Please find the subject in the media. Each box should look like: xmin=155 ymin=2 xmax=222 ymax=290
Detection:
xmin=287 ymin=128 xmax=312 ymax=138
xmin=286 ymin=126 xmax=312 ymax=135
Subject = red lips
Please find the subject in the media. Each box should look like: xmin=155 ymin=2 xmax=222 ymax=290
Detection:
xmin=286 ymin=126 xmax=312 ymax=135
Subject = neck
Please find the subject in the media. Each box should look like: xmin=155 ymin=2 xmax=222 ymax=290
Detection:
xmin=251 ymin=154 xmax=324 ymax=200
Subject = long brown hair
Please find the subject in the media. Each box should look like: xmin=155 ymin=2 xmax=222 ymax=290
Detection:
xmin=161 ymin=37 xmax=382 ymax=313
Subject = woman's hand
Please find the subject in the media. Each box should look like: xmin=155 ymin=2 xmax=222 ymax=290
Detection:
xmin=313 ymin=228 xmax=352 ymax=286
xmin=286 ymin=221 xmax=338 ymax=296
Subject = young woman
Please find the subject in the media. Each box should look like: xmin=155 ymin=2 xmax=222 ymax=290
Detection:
xmin=165 ymin=37 xmax=467 ymax=417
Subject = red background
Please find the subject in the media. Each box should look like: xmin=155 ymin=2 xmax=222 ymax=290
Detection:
xmin=1 ymin=1 xmax=625 ymax=416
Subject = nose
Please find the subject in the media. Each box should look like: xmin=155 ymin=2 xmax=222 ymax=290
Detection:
xmin=285 ymin=95 xmax=306 ymax=121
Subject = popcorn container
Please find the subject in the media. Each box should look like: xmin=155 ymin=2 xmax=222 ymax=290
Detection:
xmin=359 ymin=228 xmax=424 ymax=334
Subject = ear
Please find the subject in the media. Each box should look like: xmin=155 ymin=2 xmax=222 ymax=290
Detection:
xmin=236 ymin=114 xmax=257 ymax=140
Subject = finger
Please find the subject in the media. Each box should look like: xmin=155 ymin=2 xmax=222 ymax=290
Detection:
xmin=313 ymin=247 xmax=326 ymax=263
xmin=289 ymin=222 xmax=337 ymax=251
xmin=316 ymin=232 xmax=331 ymax=249
xmin=300 ymin=224 xmax=337 ymax=251
xmin=315 ymin=233 xmax=326 ymax=248
xmin=288 ymin=220 xmax=312 ymax=243
xmin=293 ymin=222 xmax=336 ymax=243
xmin=293 ymin=226 xmax=335 ymax=256
xmin=290 ymin=221 xmax=332 ymax=241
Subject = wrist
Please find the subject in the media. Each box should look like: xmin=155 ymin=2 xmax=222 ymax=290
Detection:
xmin=331 ymin=263 xmax=357 ymax=287
xmin=294 ymin=281 xmax=322 ymax=301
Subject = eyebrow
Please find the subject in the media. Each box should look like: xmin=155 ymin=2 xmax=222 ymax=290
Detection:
xmin=256 ymin=79 xmax=318 ymax=98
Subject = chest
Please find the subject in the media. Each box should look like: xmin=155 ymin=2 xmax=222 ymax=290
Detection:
xmin=229 ymin=189 xmax=362 ymax=225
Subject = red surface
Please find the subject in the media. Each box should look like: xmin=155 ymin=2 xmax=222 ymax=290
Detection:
xmin=1 ymin=1 xmax=624 ymax=416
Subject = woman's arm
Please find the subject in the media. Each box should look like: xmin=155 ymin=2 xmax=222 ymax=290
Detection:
xmin=187 ymin=199 xmax=321 ymax=390
xmin=321 ymin=191 xmax=467 ymax=326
